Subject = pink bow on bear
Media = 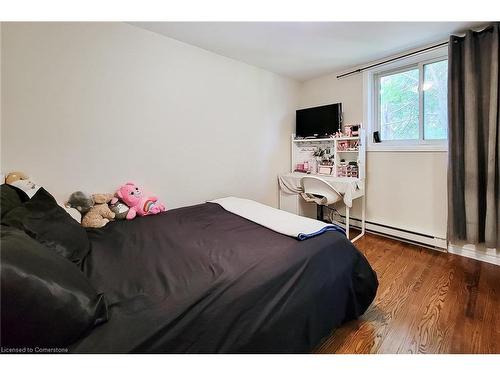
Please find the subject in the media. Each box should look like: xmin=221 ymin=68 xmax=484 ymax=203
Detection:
xmin=113 ymin=182 xmax=166 ymax=220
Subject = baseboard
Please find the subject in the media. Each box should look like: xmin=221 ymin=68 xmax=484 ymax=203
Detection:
xmin=339 ymin=216 xmax=447 ymax=251
xmin=341 ymin=215 xmax=500 ymax=266
xmin=447 ymin=243 xmax=500 ymax=266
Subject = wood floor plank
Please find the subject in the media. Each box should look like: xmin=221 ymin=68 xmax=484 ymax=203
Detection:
xmin=314 ymin=234 xmax=500 ymax=354
xmin=396 ymin=256 xmax=453 ymax=353
xmin=482 ymin=262 xmax=500 ymax=353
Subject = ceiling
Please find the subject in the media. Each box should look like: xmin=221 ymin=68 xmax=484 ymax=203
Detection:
xmin=130 ymin=22 xmax=484 ymax=81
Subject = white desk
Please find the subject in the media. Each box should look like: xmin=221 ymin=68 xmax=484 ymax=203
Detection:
xmin=278 ymin=172 xmax=366 ymax=242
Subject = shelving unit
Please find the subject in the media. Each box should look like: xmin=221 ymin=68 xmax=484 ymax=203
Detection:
xmin=290 ymin=128 xmax=366 ymax=179
xmin=281 ymin=126 xmax=367 ymax=243
xmin=286 ymin=127 xmax=366 ymax=242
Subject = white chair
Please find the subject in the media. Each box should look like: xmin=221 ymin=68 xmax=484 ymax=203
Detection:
xmin=300 ymin=176 xmax=351 ymax=239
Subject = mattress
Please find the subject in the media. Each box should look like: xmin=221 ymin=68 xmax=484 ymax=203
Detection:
xmin=70 ymin=202 xmax=377 ymax=353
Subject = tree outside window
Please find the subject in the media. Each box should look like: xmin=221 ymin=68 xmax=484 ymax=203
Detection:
xmin=377 ymin=59 xmax=448 ymax=142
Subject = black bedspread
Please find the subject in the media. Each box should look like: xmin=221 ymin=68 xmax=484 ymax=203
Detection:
xmin=71 ymin=203 xmax=377 ymax=353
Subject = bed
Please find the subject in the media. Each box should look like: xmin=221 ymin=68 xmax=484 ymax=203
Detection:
xmin=1 ymin=185 xmax=378 ymax=353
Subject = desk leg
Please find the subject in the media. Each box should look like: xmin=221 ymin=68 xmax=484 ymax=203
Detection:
xmin=352 ymin=193 xmax=366 ymax=243
xmin=345 ymin=206 xmax=350 ymax=239
xmin=361 ymin=193 xmax=366 ymax=235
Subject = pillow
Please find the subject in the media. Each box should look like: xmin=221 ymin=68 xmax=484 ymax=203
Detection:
xmin=59 ymin=203 xmax=82 ymax=224
xmin=9 ymin=179 xmax=41 ymax=198
xmin=1 ymin=187 xmax=90 ymax=264
xmin=0 ymin=184 xmax=29 ymax=218
xmin=0 ymin=225 xmax=108 ymax=348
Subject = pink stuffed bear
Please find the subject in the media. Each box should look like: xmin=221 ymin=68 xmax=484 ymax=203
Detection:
xmin=113 ymin=182 xmax=166 ymax=220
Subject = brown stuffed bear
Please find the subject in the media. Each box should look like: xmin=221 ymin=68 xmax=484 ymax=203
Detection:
xmin=79 ymin=193 xmax=116 ymax=228
xmin=66 ymin=191 xmax=115 ymax=228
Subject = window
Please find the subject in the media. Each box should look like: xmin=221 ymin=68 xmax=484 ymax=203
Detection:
xmin=371 ymin=53 xmax=448 ymax=149
xmin=379 ymin=67 xmax=419 ymax=141
xmin=423 ymin=60 xmax=448 ymax=140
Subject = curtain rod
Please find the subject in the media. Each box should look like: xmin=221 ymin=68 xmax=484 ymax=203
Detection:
xmin=336 ymin=41 xmax=449 ymax=79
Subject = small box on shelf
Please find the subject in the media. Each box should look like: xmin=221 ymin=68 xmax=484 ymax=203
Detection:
xmin=318 ymin=165 xmax=334 ymax=175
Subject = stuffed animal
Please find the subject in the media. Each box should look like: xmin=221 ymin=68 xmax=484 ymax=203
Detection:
xmin=5 ymin=171 xmax=29 ymax=185
xmin=114 ymin=182 xmax=166 ymax=220
xmin=5 ymin=171 xmax=41 ymax=198
xmin=66 ymin=191 xmax=115 ymax=228
xmin=66 ymin=191 xmax=93 ymax=215
xmin=109 ymin=201 xmax=130 ymax=220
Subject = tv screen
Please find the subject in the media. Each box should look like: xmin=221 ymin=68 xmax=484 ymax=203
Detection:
xmin=296 ymin=103 xmax=342 ymax=138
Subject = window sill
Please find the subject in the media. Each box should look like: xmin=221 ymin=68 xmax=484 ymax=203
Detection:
xmin=367 ymin=143 xmax=448 ymax=152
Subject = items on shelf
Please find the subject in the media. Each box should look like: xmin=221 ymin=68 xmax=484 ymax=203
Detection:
xmin=295 ymin=162 xmax=307 ymax=173
xmin=295 ymin=146 xmax=334 ymax=174
xmin=291 ymin=128 xmax=363 ymax=179
xmin=336 ymin=139 xmax=359 ymax=151
xmin=337 ymin=161 xmax=359 ymax=178
xmin=344 ymin=124 xmax=361 ymax=137
xmin=337 ymin=140 xmax=349 ymax=151
xmin=333 ymin=131 xmax=344 ymax=138
xmin=313 ymin=147 xmax=333 ymax=162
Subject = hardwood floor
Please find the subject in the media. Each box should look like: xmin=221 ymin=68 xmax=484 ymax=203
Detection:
xmin=314 ymin=233 xmax=500 ymax=354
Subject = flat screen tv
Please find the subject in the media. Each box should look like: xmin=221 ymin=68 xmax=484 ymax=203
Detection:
xmin=296 ymin=103 xmax=342 ymax=138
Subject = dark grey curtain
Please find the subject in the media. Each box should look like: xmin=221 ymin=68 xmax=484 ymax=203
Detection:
xmin=448 ymin=23 xmax=500 ymax=249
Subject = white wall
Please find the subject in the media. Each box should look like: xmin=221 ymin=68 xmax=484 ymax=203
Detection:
xmin=0 ymin=22 xmax=448 ymax=239
xmin=1 ymin=22 xmax=299 ymax=208
xmin=300 ymin=73 xmax=448 ymax=239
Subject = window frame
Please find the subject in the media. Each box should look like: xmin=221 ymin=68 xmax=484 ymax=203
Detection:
xmin=364 ymin=46 xmax=448 ymax=152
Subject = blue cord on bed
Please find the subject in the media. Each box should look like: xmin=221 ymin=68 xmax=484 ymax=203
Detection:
xmin=297 ymin=223 xmax=346 ymax=240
